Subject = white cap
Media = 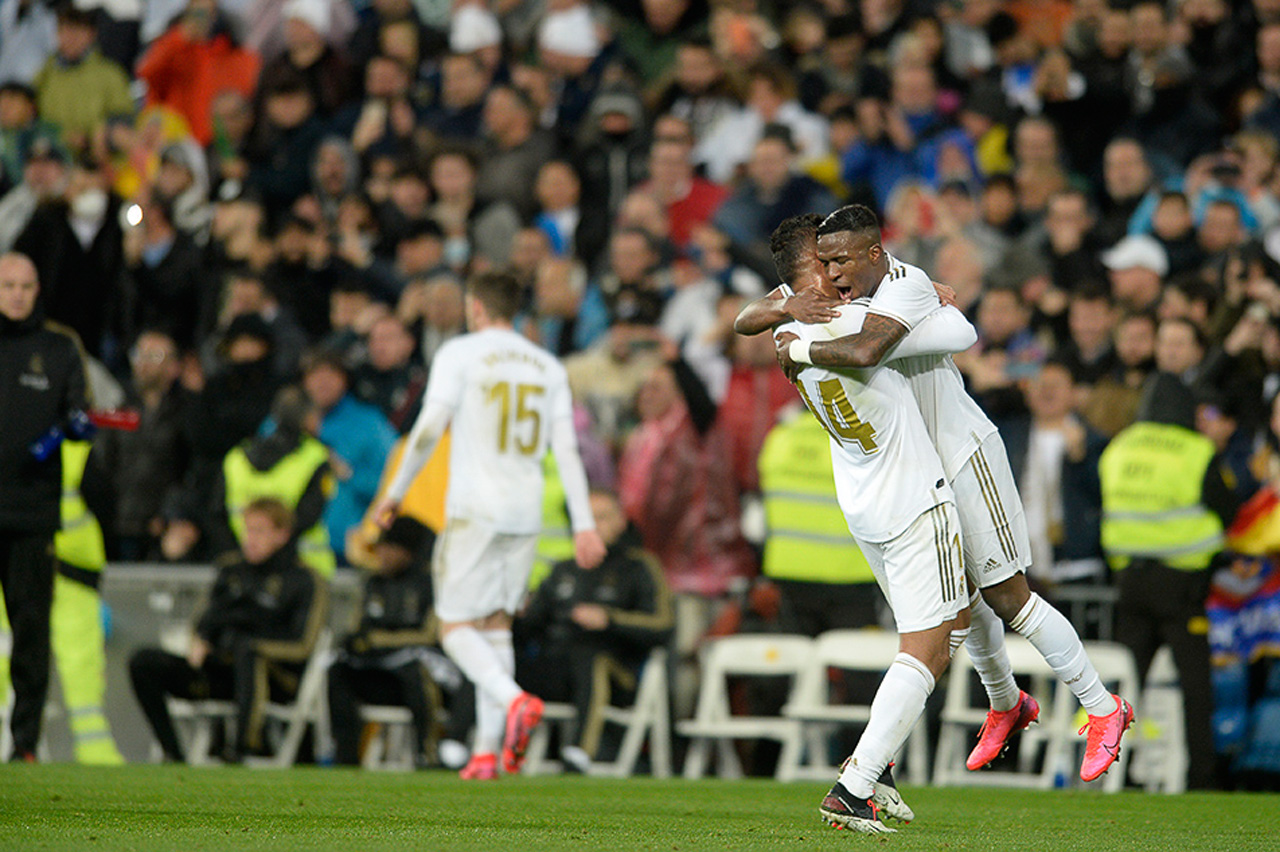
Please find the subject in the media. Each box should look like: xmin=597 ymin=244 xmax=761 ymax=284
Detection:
xmin=283 ymin=0 xmax=329 ymax=37
xmin=1102 ymin=234 xmax=1168 ymax=277
xmin=450 ymin=4 xmax=502 ymax=53
xmin=538 ymin=4 xmax=600 ymax=59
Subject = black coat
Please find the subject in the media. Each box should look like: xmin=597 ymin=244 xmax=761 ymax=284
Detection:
xmin=0 ymin=313 xmax=89 ymax=532
xmin=195 ymin=545 xmax=318 ymax=657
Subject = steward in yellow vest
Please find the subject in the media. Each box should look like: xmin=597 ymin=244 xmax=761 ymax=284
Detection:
xmin=1098 ymin=373 xmax=1242 ymax=790
xmin=757 ymin=408 xmax=882 ymax=635
xmin=0 ymin=439 xmax=125 ymax=764
xmin=212 ymin=387 xmax=336 ymax=576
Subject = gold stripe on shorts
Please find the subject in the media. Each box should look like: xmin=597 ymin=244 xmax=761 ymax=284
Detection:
xmin=973 ymin=448 xmax=1017 ymax=562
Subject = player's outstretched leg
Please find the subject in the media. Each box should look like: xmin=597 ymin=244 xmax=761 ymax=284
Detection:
xmin=1078 ymin=694 xmax=1135 ymax=782
xmin=963 ymin=588 xmax=1033 ymax=770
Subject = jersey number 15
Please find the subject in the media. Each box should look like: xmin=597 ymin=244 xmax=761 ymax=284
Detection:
xmin=488 ymin=381 xmax=544 ymax=455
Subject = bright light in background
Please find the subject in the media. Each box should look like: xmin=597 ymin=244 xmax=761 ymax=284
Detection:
xmin=124 ymin=204 xmax=143 ymax=227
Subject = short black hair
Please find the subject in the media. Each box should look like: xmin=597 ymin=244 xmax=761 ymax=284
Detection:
xmin=467 ymin=270 xmax=522 ymax=321
xmin=770 ymin=214 xmax=821 ymax=284
xmin=1158 ymin=315 xmax=1208 ymax=351
xmin=817 ymin=204 xmax=881 ymax=240
xmin=1070 ymin=279 xmax=1113 ymax=306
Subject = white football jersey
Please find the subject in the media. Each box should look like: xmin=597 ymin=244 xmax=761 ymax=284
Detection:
xmin=778 ymin=308 xmax=952 ymax=543
xmin=865 ymin=254 xmax=998 ymax=482
xmin=424 ymin=328 xmax=575 ymax=533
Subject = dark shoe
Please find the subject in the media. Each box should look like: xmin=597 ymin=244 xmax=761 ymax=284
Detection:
xmin=819 ymin=781 xmax=895 ymax=834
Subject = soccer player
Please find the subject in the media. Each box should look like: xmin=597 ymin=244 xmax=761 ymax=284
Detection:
xmin=768 ymin=206 xmax=1134 ymax=786
xmin=751 ymin=217 xmax=980 ymax=832
xmin=374 ymin=271 xmax=606 ymax=779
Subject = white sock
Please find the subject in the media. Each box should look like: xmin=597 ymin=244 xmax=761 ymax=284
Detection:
xmin=440 ymin=626 xmax=524 ymax=709
xmin=473 ymin=692 xmax=504 ymax=755
xmin=838 ymin=654 xmax=935 ymax=798
xmin=1009 ymin=594 xmax=1113 ymax=715
xmin=965 ymin=590 xmax=1020 ymax=713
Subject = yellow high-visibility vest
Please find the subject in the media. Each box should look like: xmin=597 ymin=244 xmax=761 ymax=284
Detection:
xmin=759 ymin=414 xmax=874 ymax=584
xmin=1099 ymin=421 xmax=1224 ymax=571
xmin=224 ymin=437 xmax=336 ymax=576
xmin=56 ymin=440 xmax=106 ymax=572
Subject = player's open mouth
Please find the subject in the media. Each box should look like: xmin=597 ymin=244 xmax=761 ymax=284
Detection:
xmin=835 ymin=285 xmax=853 ymax=303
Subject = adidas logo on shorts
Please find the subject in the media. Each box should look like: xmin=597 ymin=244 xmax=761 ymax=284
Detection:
xmin=982 ymin=559 xmax=1001 ymax=575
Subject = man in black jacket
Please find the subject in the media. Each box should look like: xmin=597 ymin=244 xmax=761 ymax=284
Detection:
xmin=517 ymin=490 xmax=673 ymax=772
xmin=327 ymin=516 xmax=456 ymax=767
xmin=0 ymin=251 xmax=90 ymax=762
xmin=128 ymin=497 xmax=326 ymax=762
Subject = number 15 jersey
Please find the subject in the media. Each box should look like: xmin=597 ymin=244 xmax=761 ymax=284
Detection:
xmin=777 ymin=309 xmax=953 ymax=544
xmin=425 ymin=327 xmax=576 ymax=534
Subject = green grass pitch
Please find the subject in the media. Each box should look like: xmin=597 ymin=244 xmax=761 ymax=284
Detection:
xmin=0 ymin=765 xmax=1275 ymax=852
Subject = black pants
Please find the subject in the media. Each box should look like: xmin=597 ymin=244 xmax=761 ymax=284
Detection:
xmin=519 ymin=644 xmax=639 ymax=758
xmin=775 ymin=580 xmax=883 ymax=637
xmin=327 ymin=659 xmax=434 ymax=766
xmin=129 ymin=638 xmax=293 ymax=761
xmin=1115 ymin=560 xmax=1217 ymax=789
xmin=0 ymin=530 xmax=55 ymax=756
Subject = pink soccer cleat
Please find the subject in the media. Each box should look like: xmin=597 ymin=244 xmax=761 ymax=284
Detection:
xmin=501 ymin=691 xmax=545 ymax=774
xmin=966 ymin=690 xmax=1041 ymax=770
xmin=459 ymin=752 xmax=498 ymax=780
xmin=1078 ymin=695 xmax=1134 ymax=782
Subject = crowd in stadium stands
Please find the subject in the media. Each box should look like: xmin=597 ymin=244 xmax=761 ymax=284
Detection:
xmin=6 ymin=0 xmax=1280 ymax=786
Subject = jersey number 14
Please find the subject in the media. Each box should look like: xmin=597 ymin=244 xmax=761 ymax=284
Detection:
xmin=798 ymin=378 xmax=880 ymax=454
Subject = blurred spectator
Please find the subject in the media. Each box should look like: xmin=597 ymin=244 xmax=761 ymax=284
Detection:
xmin=1102 ymin=233 xmax=1167 ymax=314
xmin=535 ymin=0 xmax=611 ymax=140
xmin=1096 ymin=137 xmax=1156 ymax=247
xmin=92 ymin=329 xmax=190 ymax=561
xmin=1197 ymin=197 xmax=1248 ymax=262
xmin=300 ymin=348 xmax=396 ymax=564
xmin=136 ymin=0 xmax=261 ymax=147
xmin=0 ymin=82 xmax=52 ymax=191
xmin=1084 ymin=310 xmax=1157 ymax=438
xmin=576 ymin=227 xmax=669 ymax=352
xmin=302 ymin=136 xmax=360 ymax=229
xmin=797 ymin=14 xmax=867 ymax=114
xmin=0 ymin=0 xmax=57 ymax=86
xmin=696 ymin=62 xmax=828 ymax=186
xmin=1001 ymin=360 xmax=1106 ymax=590
xmin=129 ymin=497 xmax=325 ymax=763
xmin=533 ymin=159 xmax=607 ymax=266
xmin=120 ymin=192 xmax=208 ymax=352
xmin=337 ymin=54 xmax=418 ymax=161
xmin=717 ymin=322 xmax=796 ymax=497
xmin=0 ymin=133 xmax=67 ymax=253
xmin=211 ymin=385 xmax=335 ymax=575
xmin=959 ymin=283 xmax=1048 ymax=417
xmin=328 ymin=515 xmax=450 ymax=769
xmin=256 ymin=0 xmax=356 ymax=122
xmin=517 ymin=489 xmax=673 ymax=772
xmin=476 ymin=84 xmax=559 ymax=221
xmin=527 ymin=255 xmax=585 ymax=357
xmin=643 ymin=133 xmax=727 ymax=252
xmin=206 ymin=90 xmax=255 ymax=201
xmin=713 ymin=129 xmax=839 ymax=270
xmin=1056 ymin=282 xmax=1118 ymax=388
xmin=243 ymin=0 xmax=358 ymax=64
xmin=244 ymin=72 xmax=325 ymax=221
xmin=398 ymin=273 xmax=464 ymax=369
xmin=422 ymin=51 xmax=490 ymax=142
xmin=1151 ymin=190 xmax=1204 ymax=276
xmin=153 ymin=141 xmax=212 ymax=244
xmin=204 ymin=266 xmax=308 ymax=381
xmin=613 ymin=0 xmax=710 ymax=86
xmin=650 ymin=36 xmax=739 ymax=145
xmin=263 ymin=213 xmax=332 ymax=342
xmin=32 ymin=6 xmax=132 ymax=154
xmin=575 ymin=85 xmax=649 ymax=226
xmin=426 ymin=145 xmax=520 ymax=269
xmin=14 ymin=160 xmax=125 ymax=361
xmin=1154 ymin=316 xmax=1209 ymax=391
xmin=350 ymin=0 xmax=443 ymax=74
xmin=351 ymin=313 xmax=424 ymax=430
xmin=1197 ymin=391 xmax=1259 ymax=509
xmin=617 ymin=358 xmax=755 ymax=715
xmin=1020 ymin=188 xmax=1106 ymax=297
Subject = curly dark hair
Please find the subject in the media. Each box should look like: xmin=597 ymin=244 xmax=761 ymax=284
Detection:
xmin=769 ymin=213 xmax=822 ymax=284
xmin=817 ymin=204 xmax=881 ymax=240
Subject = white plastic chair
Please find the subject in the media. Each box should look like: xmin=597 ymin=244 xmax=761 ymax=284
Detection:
xmin=676 ymin=634 xmax=812 ymax=780
xmin=779 ymin=629 xmax=930 ymax=784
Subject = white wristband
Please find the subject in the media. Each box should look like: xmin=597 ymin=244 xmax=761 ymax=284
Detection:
xmin=789 ymin=338 xmax=813 ymax=365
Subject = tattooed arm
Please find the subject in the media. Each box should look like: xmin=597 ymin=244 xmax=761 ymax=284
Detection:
xmin=734 ymin=286 xmax=840 ymax=335
xmin=809 ymin=313 xmax=909 ymax=368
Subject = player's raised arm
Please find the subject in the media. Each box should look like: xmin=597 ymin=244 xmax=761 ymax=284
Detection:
xmin=734 ymin=285 xmax=840 ymax=335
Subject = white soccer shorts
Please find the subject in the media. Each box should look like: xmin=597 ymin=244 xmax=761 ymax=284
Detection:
xmin=431 ymin=517 xmax=539 ymax=622
xmin=858 ymin=501 xmax=967 ymax=634
xmin=951 ymin=432 xmax=1033 ymax=589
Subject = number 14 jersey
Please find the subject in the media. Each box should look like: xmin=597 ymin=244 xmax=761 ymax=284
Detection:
xmin=777 ymin=308 xmax=953 ymax=544
xmin=425 ymin=327 xmax=575 ymax=534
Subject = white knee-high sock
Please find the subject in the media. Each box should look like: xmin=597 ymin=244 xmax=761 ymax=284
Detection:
xmin=1009 ymin=593 xmax=1113 ymax=715
xmin=965 ymin=590 xmax=1021 ymax=712
xmin=473 ymin=689 xmax=505 ymax=755
xmin=441 ymin=626 xmax=523 ymax=708
xmin=838 ymin=653 xmax=935 ymax=798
